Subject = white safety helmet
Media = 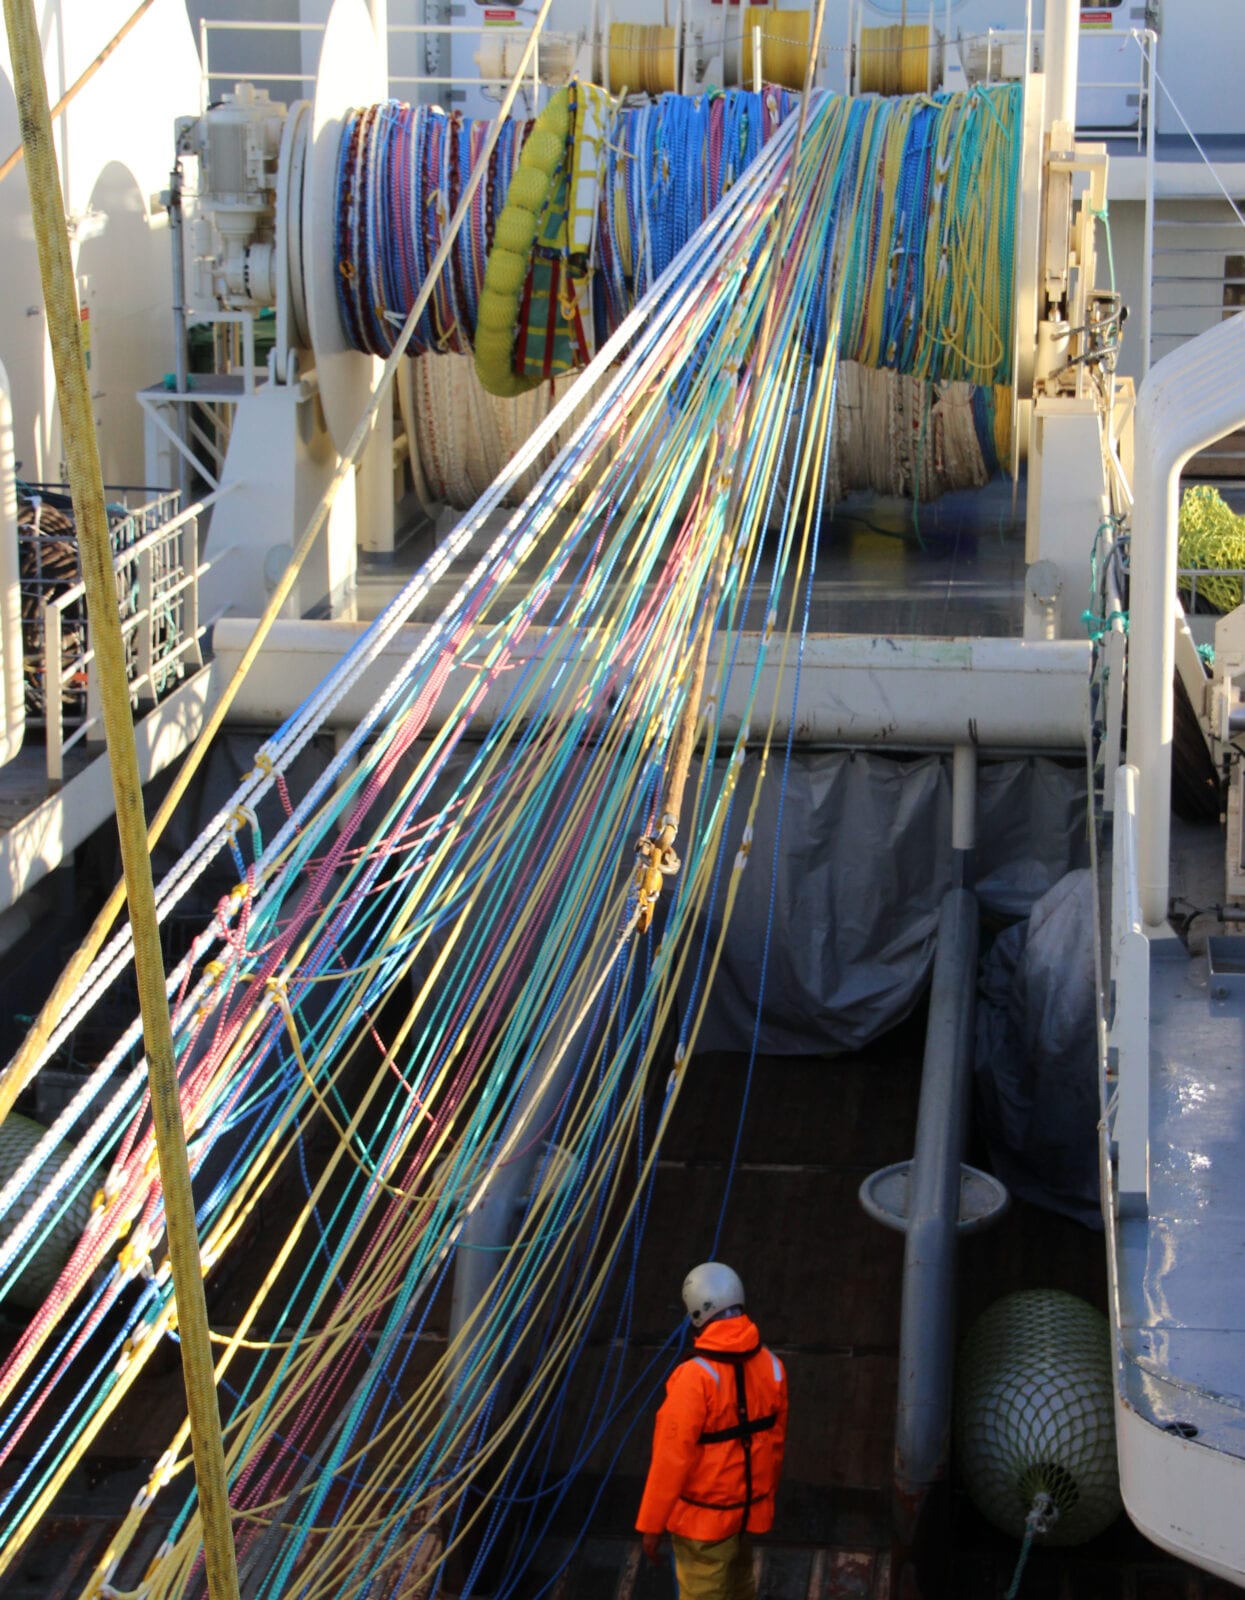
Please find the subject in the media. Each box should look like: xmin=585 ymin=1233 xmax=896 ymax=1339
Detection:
xmin=682 ymin=1262 xmax=746 ymax=1330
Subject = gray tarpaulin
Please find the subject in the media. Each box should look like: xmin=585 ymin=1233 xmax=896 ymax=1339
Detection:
xmin=148 ymin=739 xmax=1087 ymax=1066
xmin=974 ymin=868 xmax=1101 ymax=1227
xmin=681 ymin=751 xmax=1087 ymax=1056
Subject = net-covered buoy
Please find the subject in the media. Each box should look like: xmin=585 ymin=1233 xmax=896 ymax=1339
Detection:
xmin=955 ymin=1289 xmax=1121 ymax=1546
xmin=0 ymin=1112 xmax=94 ymax=1312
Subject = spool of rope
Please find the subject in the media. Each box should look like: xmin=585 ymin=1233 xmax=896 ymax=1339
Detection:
xmin=858 ymin=23 xmax=931 ymax=95
xmin=773 ymin=362 xmax=1004 ymax=514
xmin=407 ymin=351 xmax=591 ymax=508
xmin=338 ymin=82 xmax=1017 ymax=494
xmin=743 ymin=7 xmax=813 ymax=93
xmin=608 ymin=23 xmax=680 ymax=97
xmin=333 ymin=86 xmax=801 ymax=386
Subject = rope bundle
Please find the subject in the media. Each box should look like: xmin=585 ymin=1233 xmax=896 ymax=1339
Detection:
xmin=412 ymin=353 xmax=1009 ymax=511
xmin=823 ymin=362 xmax=1007 ymax=504
xmin=335 ymin=101 xmax=530 ymax=359
xmin=833 ymin=85 xmax=1020 ymax=384
xmin=335 ymin=82 xmax=1019 ymax=389
xmin=335 ymin=82 xmax=1018 ymax=513
xmin=334 ymin=87 xmax=797 ymax=363
xmin=402 ymin=351 xmax=587 ymax=509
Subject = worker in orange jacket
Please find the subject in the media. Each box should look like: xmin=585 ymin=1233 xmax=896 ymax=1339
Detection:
xmin=637 ymin=1263 xmax=788 ymax=1600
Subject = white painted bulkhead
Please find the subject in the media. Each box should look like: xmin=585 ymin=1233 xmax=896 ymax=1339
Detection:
xmin=0 ymin=0 xmax=201 ymax=484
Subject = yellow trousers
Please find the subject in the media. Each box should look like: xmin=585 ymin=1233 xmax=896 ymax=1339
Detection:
xmin=670 ymin=1533 xmax=756 ymax=1600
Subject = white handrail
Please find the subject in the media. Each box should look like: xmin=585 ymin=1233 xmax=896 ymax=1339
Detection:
xmin=0 ymin=362 xmax=26 ymax=768
xmin=1110 ymin=763 xmax=1149 ymax=1216
xmin=40 ymin=492 xmax=221 ymax=786
xmin=1129 ymin=314 xmax=1245 ymax=929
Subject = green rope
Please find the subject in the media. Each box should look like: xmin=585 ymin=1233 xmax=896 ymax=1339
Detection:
xmin=1084 ymin=515 xmax=1128 ymax=642
xmin=1091 ymin=205 xmax=1115 ymax=294
xmin=1004 ymin=1493 xmax=1058 ymax=1600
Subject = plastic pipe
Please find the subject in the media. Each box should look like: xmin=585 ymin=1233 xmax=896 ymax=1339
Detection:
xmin=950 ymin=743 xmax=976 ymax=887
xmin=166 ymin=162 xmax=191 ymax=511
xmin=893 ymin=885 xmax=979 ymax=1539
xmin=0 ymin=361 xmax=27 ymax=766
xmin=893 ymin=745 xmax=979 ymax=1549
xmin=445 ymin=1019 xmax=587 ymax=1422
xmin=1043 ymin=0 xmax=1079 ymax=131
xmin=1128 ymin=314 xmax=1245 ymax=928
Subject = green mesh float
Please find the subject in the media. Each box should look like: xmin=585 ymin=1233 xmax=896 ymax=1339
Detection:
xmin=955 ymin=1289 xmax=1121 ymax=1546
xmin=1178 ymin=484 xmax=1245 ymax=614
xmin=0 ymin=1111 xmax=95 ymax=1312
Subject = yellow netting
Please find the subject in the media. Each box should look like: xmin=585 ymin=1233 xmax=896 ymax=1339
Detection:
xmin=1178 ymin=483 xmax=1245 ymax=613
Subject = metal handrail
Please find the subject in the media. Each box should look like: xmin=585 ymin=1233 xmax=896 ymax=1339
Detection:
xmin=197 ymin=16 xmax=551 ymax=106
xmin=40 ymin=490 xmax=226 ymax=787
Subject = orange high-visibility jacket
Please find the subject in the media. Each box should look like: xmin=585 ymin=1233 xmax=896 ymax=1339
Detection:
xmin=636 ymin=1313 xmax=788 ymax=1542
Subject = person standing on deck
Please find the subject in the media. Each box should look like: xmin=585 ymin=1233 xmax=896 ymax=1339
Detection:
xmin=637 ymin=1263 xmax=788 ymax=1600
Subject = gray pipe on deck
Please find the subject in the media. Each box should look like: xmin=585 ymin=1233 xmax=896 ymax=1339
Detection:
xmin=893 ymin=747 xmax=979 ymax=1541
xmin=445 ymin=1013 xmax=590 ymax=1426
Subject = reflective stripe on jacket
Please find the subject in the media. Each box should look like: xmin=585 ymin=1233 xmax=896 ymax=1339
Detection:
xmin=635 ymin=1313 xmax=788 ymax=1542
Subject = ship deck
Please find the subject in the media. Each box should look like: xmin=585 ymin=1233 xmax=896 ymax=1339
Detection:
xmin=358 ymin=478 xmax=1029 ymax=640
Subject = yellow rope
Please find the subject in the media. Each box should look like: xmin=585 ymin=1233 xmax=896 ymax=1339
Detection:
xmin=858 ymin=23 xmax=931 ymax=95
xmin=744 ymin=7 xmax=812 ymax=92
xmin=608 ymin=22 xmax=679 ymax=97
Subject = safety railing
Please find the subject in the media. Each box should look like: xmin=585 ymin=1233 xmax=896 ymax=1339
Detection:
xmin=1179 ymin=567 xmax=1245 ymax=615
xmin=1129 ymin=30 xmax=1245 ymax=378
xmin=197 ymin=19 xmax=323 ymax=113
xmin=955 ymin=25 xmax=1151 ymax=148
xmin=1076 ymin=26 xmax=1151 ymax=149
xmin=1150 ymin=207 xmax=1245 ymax=372
xmin=41 ymin=492 xmax=212 ymax=787
xmin=197 ymin=17 xmax=553 ymax=112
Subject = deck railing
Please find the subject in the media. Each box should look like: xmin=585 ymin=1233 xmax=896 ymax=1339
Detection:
xmin=38 ymin=491 xmax=213 ymax=787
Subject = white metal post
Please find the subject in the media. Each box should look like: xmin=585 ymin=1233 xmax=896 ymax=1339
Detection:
xmin=1111 ymin=762 xmax=1149 ymax=1216
xmin=1141 ymin=31 xmax=1155 ymax=378
xmin=1043 ymin=0 xmax=1080 ymax=131
xmin=138 ymin=544 xmax=156 ymax=705
xmin=45 ymin=599 xmax=63 ymax=786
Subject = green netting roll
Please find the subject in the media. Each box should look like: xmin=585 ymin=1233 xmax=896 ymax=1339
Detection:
xmin=0 ymin=1111 xmax=94 ymax=1312
xmin=955 ymin=1289 xmax=1122 ymax=1545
